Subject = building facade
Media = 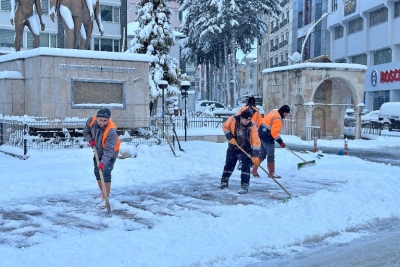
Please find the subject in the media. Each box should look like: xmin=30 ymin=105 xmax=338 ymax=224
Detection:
xmin=326 ymin=0 xmax=400 ymax=111
xmin=0 ymin=0 xmax=126 ymax=55
xmin=257 ymin=0 xmax=294 ymax=97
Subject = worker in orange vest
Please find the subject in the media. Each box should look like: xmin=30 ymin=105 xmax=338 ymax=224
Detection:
xmin=252 ymin=105 xmax=290 ymax=178
xmin=219 ymin=109 xmax=261 ymax=194
xmin=236 ymin=97 xmax=263 ymax=127
xmin=83 ymin=108 xmax=120 ymax=208
xmin=236 ymin=96 xmax=263 ymax=170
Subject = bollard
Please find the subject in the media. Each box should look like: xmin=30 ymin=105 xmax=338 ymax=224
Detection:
xmin=344 ymin=138 xmax=348 ymax=155
xmin=313 ymin=136 xmax=317 ymax=152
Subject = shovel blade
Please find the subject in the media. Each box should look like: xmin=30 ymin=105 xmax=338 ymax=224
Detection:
xmin=297 ymin=160 xmax=316 ymax=170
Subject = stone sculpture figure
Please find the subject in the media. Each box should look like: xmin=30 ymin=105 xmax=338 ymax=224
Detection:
xmin=50 ymin=0 xmax=93 ymax=49
xmin=80 ymin=0 xmax=104 ymax=50
xmin=10 ymin=0 xmax=45 ymax=51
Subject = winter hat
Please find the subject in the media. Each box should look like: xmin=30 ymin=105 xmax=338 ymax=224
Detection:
xmin=96 ymin=108 xmax=111 ymax=118
xmin=240 ymin=108 xmax=253 ymax=120
xmin=247 ymin=96 xmax=256 ymax=106
xmin=278 ymin=105 xmax=290 ymax=114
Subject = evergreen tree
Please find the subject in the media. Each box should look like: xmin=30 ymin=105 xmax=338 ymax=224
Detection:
xmin=179 ymin=0 xmax=281 ymax=106
xmin=129 ymin=0 xmax=180 ymax=98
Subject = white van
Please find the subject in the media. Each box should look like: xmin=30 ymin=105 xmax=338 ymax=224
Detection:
xmin=378 ymin=102 xmax=400 ymax=131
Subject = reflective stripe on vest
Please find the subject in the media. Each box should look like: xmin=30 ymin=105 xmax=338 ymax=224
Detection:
xmin=89 ymin=116 xmax=121 ymax=152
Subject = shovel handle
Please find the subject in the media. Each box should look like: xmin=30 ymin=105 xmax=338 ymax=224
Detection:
xmin=93 ymin=147 xmax=111 ymax=213
xmin=235 ymin=144 xmax=292 ymax=197
xmin=286 ymin=147 xmax=307 ymax=163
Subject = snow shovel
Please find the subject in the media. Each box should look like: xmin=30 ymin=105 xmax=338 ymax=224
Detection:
xmin=286 ymin=147 xmax=316 ymax=170
xmin=93 ymin=147 xmax=111 ymax=214
xmin=235 ymin=144 xmax=293 ymax=201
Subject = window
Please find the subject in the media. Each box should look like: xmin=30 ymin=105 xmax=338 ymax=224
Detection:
xmin=41 ymin=0 xmax=49 ymax=15
xmin=249 ymin=70 xmax=253 ymax=79
xmin=331 ymin=0 xmax=338 ymax=12
xmin=101 ymin=5 xmax=120 ymax=23
xmin=351 ymin=54 xmax=367 ymax=65
xmin=298 ymin=11 xmax=303 ymax=28
xmin=348 ymin=17 xmax=363 ymax=34
xmin=1 ymin=0 xmax=11 ymax=11
xmin=335 ymin=58 xmax=346 ymax=63
xmin=127 ymin=4 xmax=130 ymax=14
xmin=334 ymin=25 xmax=344 ymax=39
xmin=0 ymin=29 xmax=14 ymax=47
xmin=39 ymin=33 xmax=57 ymax=48
xmin=175 ymin=11 xmax=179 ymax=19
xmin=135 ymin=6 xmax=140 ymax=16
xmin=370 ymin=7 xmax=388 ymax=27
xmin=94 ymin=38 xmax=120 ymax=52
xmin=373 ymin=48 xmax=392 ymax=65
xmin=395 ymin=1 xmax=400 ymax=18
xmin=274 ymin=57 xmax=278 ymax=65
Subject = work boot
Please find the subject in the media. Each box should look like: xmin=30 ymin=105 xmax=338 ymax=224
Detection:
xmin=251 ymin=165 xmax=260 ymax=177
xmin=238 ymin=183 xmax=249 ymax=194
xmin=218 ymin=182 xmax=229 ymax=189
xmin=267 ymin=162 xmax=281 ymax=178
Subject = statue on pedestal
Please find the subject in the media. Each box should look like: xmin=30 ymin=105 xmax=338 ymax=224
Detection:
xmin=80 ymin=0 xmax=104 ymax=50
xmin=50 ymin=0 xmax=93 ymax=49
xmin=10 ymin=0 xmax=46 ymax=51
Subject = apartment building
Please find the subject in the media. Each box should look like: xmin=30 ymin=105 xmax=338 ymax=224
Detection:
xmin=327 ymin=0 xmax=400 ymax=111
xmin=257 ymin=0 xmax=294 ymax=96
xmin=0 ymin=0 xmax=126 ymax=55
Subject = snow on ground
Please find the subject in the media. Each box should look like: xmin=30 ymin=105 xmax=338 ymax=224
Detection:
xmin=1 ymin=133 xmax=400 ymax=267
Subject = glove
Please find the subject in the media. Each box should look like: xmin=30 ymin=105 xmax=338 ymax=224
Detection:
xmin=280 ymin=141 xmax=286 ymax=148
xmin=252 ymin=157 xmax=260 ymax=166
xmin=228 ymin=138 xmax=237 ymax=145
xmin=98 ymin=163 xmax=105 ymax=171
xmin=89 ymin=140 xmax=95 ymax=148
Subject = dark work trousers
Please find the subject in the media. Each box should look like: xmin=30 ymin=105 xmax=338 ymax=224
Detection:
xmin=93 ymin=157 xmax=116 ymax=183
xmin=221 ymin=144 xmax=252 ymax=185
xmin=259 ymin=141 xmax=275 ymax=163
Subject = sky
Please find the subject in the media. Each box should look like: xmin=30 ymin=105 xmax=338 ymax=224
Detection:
xmin=1 ymin=130 xmax=400 ymax=267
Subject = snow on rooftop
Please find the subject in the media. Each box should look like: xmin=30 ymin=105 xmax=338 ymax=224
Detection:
xmin=262 ymin=62 xmax=368 ymax=74
xmin=0 ymin=47 xmax=151 ymax=64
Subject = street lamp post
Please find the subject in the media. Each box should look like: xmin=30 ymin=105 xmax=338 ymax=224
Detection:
xmin=180 ymin=81 xmax=191 ymax=141
xmin=290 ymin=12 xmax=331 ymax=63
xmin=158 ymin=80 xmax=168 ymax=135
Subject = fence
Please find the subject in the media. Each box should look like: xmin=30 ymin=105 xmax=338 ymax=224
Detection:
xmin=0 ymin=115 xmax=296 ymax=159
xmin=0 ymin=117 xmax=176 ymax=159
xmin=305 ymin=126 xmax=321 ymax=141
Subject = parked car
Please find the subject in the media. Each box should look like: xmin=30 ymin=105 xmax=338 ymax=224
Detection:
xmin=344 ymin=108 xmax=370 ymax=127
xmin=166 ymin=96 xmax=179 ymax=114
xmin=344 ymin=108 xmax=356 ymax=127
xmin=361 ymin=110 xmax=379 ymax=126
xmin=378 ymin=102 xmax=400 ymax=131
xmin=195 ymin=100 xmax=225 ymax=117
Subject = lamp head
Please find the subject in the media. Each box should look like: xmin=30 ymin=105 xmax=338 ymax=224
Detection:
xmin=158 ymin=80 xmax=168 ymax=90
xmin=180 ymin=81 xmax=191 ymax=91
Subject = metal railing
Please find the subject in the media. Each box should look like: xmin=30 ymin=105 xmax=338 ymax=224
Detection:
xmin=0 ymin=115 xmax=297 ymax=158
xmin=0 ymin=117 xmax=174 ymax=158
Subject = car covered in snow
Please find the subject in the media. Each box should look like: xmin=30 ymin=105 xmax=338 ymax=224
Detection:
xmin=195 ymin=100 xmax=226 ymax=117
xmin=378 ymin=102 xmax=400 ymax=131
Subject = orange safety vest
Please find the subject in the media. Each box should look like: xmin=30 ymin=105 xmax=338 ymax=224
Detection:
xmin=89 ymin=116 xmax=121 ymax=152
xmin=237 ymin=105 xmax=263 ymax=127
xmin=260 ymin=109 xmax=283 ymax=141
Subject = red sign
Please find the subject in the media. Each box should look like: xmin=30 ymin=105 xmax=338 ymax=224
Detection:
xmin=380 ymin=69 xmax=400 ymax=83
